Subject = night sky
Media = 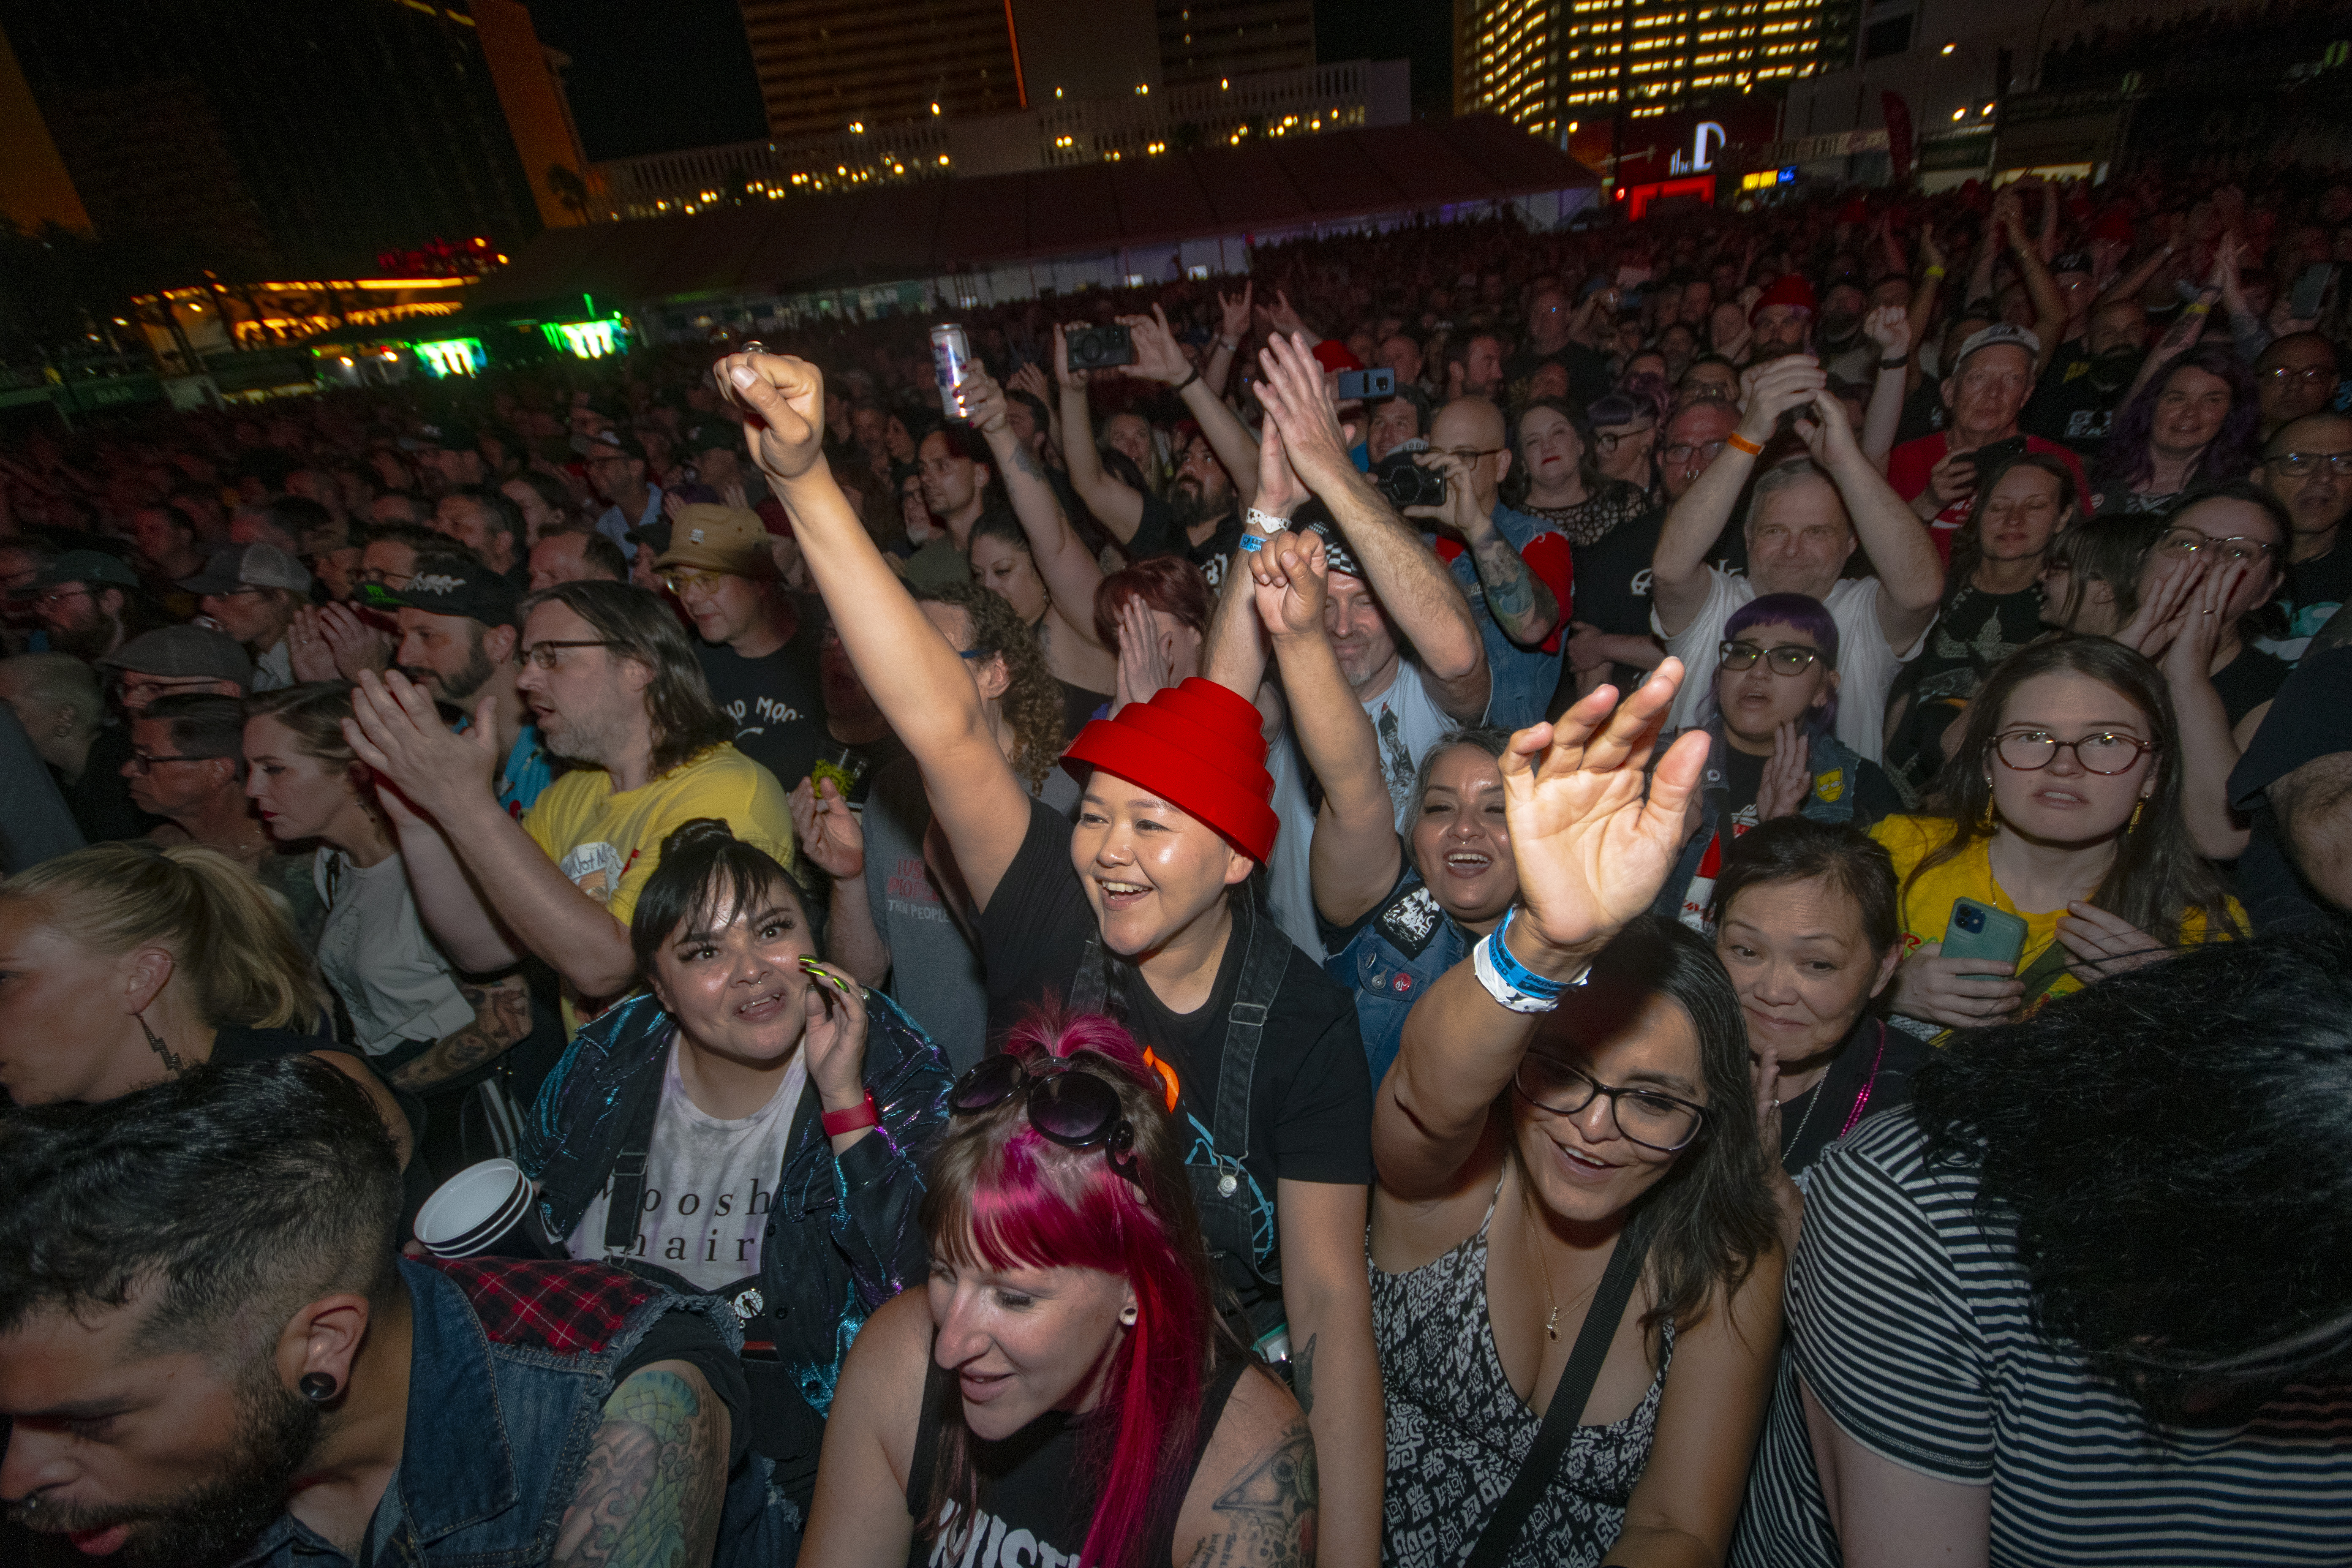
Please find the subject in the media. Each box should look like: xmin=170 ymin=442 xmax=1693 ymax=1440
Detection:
xmin=528 ymin=0 xmax=1453 ymax=164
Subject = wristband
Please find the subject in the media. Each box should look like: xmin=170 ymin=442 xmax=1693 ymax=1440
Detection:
xmin=1473 ymin=908 xmax=1589 ymax=1013
xmin=1725 ymin=431 xmax=1764 ymax=456
xmin=1923 ymin=265 xmax=1946 ymax=280
xmin=821 ymin=1088 xmax=880 ymax=1138
xmin=1878 ymin=354 xmax=1909 ymax=370
xmin=1171 ymin=368 xmax=1201 ymax=395
xmin=1246 ymin=507 xmax=1288 ymax=535
xmin=2183 ymin=301 xmax=2211 ymax=316
xmin=1216 ymin=336 xmax=1240 ymax=352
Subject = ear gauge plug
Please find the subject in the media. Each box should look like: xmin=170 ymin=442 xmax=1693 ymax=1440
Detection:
xmin=299 ymin=1372 xmax=339 ymax=1402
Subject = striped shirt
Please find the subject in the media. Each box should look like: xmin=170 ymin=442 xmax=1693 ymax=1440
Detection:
xmin=1733 ymin=1111 xmax=2352 ymax=1566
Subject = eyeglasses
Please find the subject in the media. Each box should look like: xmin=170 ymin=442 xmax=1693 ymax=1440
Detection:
xmin=1591 ymin=427 xmax=1654 ymax=453
xmin=354 ymin=566 xmax=414 ymax=589
xmin=520 ymin=639 xmax=614 ymax=669
xmin=1436 ymin=446 xmax=1505 ymax=464
xmin=1662 ymin=439 xmax=1726 ymax=466
xmin=26 ymin=586 xmax=93 ymax=608
xmin=2261 ymin=366 xmax=2337 ymax=387
xmin=1718 ymin=640 xmax=1821 ymax=675
xmin=662 ymin=571 xmax=729 ymax=598
xmin=125 ymin=751 xmax=202 ymax=772
xmin=948 ymin=1054 xmax=1146 ymax=1192
xmin=2268 ymin=451 xmax=2352 ymax=479
xmin=1511 ymin=1056 xmax=1709 ymax=1153
xmin=2155 ymin=529 xmax=2276 ymax=564
xmin=1994 ymin=728 xmax=2155 ymax=774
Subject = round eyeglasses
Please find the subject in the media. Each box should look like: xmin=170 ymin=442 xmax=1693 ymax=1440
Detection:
xmin=1718 ymin=640 xmax=1821 ymax=675
xmin=1511 ymin=1055 xmax=1708 ymax=1153
xmin=2155 ymin=529 xmax=2275 ymax=565
xmin=1993 ymin=728 xmax=2153 ymax=774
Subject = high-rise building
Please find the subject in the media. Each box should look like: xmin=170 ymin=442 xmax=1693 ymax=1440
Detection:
xmin=1453 ymin=0 xmax=1857 ymax=135
xmin=739 ymin=0 xmax=1027 ymax=141
xmin=0 ymin=0 xmax=589 ymax=278
xmin=1157 ymin=0 xmax=1316 ymax=88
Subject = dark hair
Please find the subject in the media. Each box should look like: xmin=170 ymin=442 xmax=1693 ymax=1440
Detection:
xmin=1951 ymin=451 xmax=2080 ymax=584
xmin=1508 ymin=395 xmax=1598 ymax=500
xmin=1098 ymin=446 xmax=1151 ymax=495
xmin=1005 ymin=386 xmax=1051 ymax=436
xmin=143 ymin=693 xmax=250 ymax=776
xmin=1408 ymin=725 xmax=1512 ymax=816
xmin=516 ymin=581 xmax=734 ymax=776
xmin=966 ymin=509 xmax=1030 ymax=563
xmin=1513 ymin=917 xmax=1779 ymax=1333
xmin=503 ymin=468 xmax=575 ymax=523
xmin=536 ymin=524 xmax=628 ymax=583
xmin=444 ymin=485 xmax=524 ymax=550
xmin=1910 ymin=933 xmax=2352 ymax=1420
xmin=916 ymin=582 xmax=1067 ymax=790
xmin=1915 ymin=637 xmax=2243 ymax=948
xmin=1712 ymin=591 xmax=1841 ymax=739
xmin=1375 ymin=383 xmax=1433 ymax=437
xmin=1709 ymin=817 xmax=1900 ymax=958
xmin=360 ymin=520 xmax=453 ymax=559
xmin=2045 ymin=511 xmax=2164 ymax=630
xmin=243 ymin=681 xmax=361 ymax=773
xmin=0 ymin=1056 xmax=402 ymax=1357
xmin=2092 ymin=345 xmax=2262 ymax=499
xmin=1092 ymin=555 xmax=1214 ymax=644
xmin=629 ymin=818 xmax=826 ymax=977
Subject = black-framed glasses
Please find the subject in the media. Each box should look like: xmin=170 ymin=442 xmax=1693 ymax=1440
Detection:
xmin=24 ymin=585 xmax=93 ymax=609
xmin=521 ymin=639 xmax=615 ymax=669
xmin=125 ymin=751 xmax=201 ymax=773
xmin=1591 ymin=427 xmax=1654 ymax=453
xmin=1663 ymin=439 xmax=1727 ymax=466
xmin=354 ymin=566 xmax=414 ymax=588
xmin=2269 ymin=451 xmax=2352 ymax=479
xmin=1435 ymin=446 xmax=1504 ymax=464
xmin=1994 ymin=728 xmax=2154 ymax=774
xmin=949 ymin=1054 xmax=1146 ymax=1191
xmin=1512 ymin=1056 xmax=1709 ymax=1153
xmin=2261 ymin=366 xmax=2337 ymax=387
xmin=1718 ymin=640 xmax=1821 ymax=675
xmin=2156 ymin=528 xmax=2275 ymax=564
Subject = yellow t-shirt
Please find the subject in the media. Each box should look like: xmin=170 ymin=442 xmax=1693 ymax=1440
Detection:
xmin=1869 ymin=813 xmax=2240 ymax=1010
xmin=524 ymin=743 xmax=797 ymax=1029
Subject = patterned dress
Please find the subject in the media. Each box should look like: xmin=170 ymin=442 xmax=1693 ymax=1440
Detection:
xmin=1373 ymin=1186 xmax=1672 ymax=1568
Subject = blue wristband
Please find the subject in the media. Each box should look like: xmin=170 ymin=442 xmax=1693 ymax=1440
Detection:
xmin=1486 ymin=906 xmax=1576 ymax=1000
xmin=1237 ymin=533 xmax=1266 ymax=552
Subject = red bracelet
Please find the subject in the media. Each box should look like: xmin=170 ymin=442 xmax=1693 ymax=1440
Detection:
xmin=1725 ymin=431 xmax=1764 ymax=456
xmin=821 ymin=1089 xmax=880 ymax=1138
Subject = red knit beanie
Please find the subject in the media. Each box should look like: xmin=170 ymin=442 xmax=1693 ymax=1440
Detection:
xmin=1750 ymin=273 xmax=1818 ymax=323
xmin=1061 ymin=677 xmax=1280 ymax=863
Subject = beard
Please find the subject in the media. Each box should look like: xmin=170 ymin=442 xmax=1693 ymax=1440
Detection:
xmin=48 ymin=610 xmax=121 ymax=664
xmin=2087 ymin=346 xmax=2142 ymax=393
xmin=397 ymin=633 xmax=495 ymax=707
xmin=1167 ymin=483 xmax=1232 ymax=535
xmin=1819 ymin=310 xmax=1863 ymax=345
xmin=11 ymin=1368 xmax=321 ymax=1568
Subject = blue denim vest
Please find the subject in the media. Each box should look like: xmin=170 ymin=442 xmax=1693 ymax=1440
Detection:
xmin=1324 ymin=868 xmax=1471 ymax=1089
xmin=228 ymin=1257 xmax=792 ymax=1568
xmin=1650 ymin=723 xmax=1866 ymax=934
xmin=1440 ymin=504 xmax=1566 ymax=732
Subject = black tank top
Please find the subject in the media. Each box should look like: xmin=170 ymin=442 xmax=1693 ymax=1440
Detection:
xmin=902 ymin=1346 xmax=1254 ymax=1568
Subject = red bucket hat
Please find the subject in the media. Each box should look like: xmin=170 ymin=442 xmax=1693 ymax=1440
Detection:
xmin=1061 ymin=677 xmax=1280 ymax=863
xmin=1312 ymin=340 xmax=1366 ymax=375
xmin=1749 ymin=273 xmax=1817 ymax=323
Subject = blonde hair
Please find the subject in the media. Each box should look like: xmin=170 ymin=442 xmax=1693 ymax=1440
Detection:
xmin=3 ymin=844 xmax=328 ymax=1030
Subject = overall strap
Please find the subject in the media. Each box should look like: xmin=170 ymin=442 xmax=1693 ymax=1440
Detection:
xmin=1212 ymin=894 xmax=1291 ymax=1160
xmin=1464 ymin=1227 xmax=1654 ymax=1568
xmin=603 ymin=1070 xmax=664 ymax=1255
xmin=1070 ymin=923 xmax=1114 ymax=1018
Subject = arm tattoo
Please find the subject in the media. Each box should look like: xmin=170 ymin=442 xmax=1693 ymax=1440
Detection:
xmin=1183 ymin=1419 xmax=1319 ymax=1568
xmin=1471 ymin=532 xmax=1544 ymax=637
xmin=554 ymin=1366 xmax=727 ymax=1568
xmin=1008 ymin=442 xmax=1049 ymax=483
xmin=1292 ymin=1332 xmax=1317 ymax=1416
xmin=390 ymin=973 xmax=531 ymax=1090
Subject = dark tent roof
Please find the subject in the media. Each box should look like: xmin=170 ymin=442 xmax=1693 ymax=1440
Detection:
xmin=474 ymin=115 xmax=1595 ymax=309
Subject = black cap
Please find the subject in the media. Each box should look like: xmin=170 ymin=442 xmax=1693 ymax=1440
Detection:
xmin=359 ymin=555 xmax=520 ymax=628
xmin=682 ymin=420 xmax=739 ymax=456
xmin=23 ymin=549 xmax=142 ymax=594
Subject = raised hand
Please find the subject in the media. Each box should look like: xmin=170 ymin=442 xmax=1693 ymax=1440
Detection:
xmin=1500 ymin=663 xmax=1710 ymax=959
xmin=1255 ymin=332 xmax=1353 ymax=492
xmin=1112 ymin=595 xmax=1179 ymax=714
xmin=1735 ymin=355 xmax=1827 ymax=446
xmin=1116 ymin=304 xmax=1193 ymax=386
xmin=1863 ymin=302 xmax=1910 ymax=357
xmin=1402 ymin=446 xmax=1481 ymax=536
xmin=2160 ymin=554 xmax=2246 ymax=681
xmin=1051 ymin=324 xmax=1091 ymax=393
xmin=318 ymin=602 xmax=394 ymax=681
xmin=341 ymin=672 xmax=499 ymax=822
xmin=1797 ymin=382 xmax=1862 ymax=467
xmin=1009 ymin=361 xmax=1054 ymax=406
xmin=958 ymin=366 xmax=1012 ymax=438
xmin=1756 ymin=722 xmax=1812 ymax=820
xmin=287 ymin=605 xmax=338 ymax=683
xmin=1252 ymin=416 xmax=1309 ymax=520
xmin=1250 ymin=529 xmax=1328 ymax=640
xmin=798 ymin=956 xmax=872 ymax=1123
xmin=788 ymin=774 xmax=865 ymax=879
xmin=1925 ymin=444 xmax=1978 ymax=510
xmin=1218 ymin=281 xmax=1255 ymax=343
xmin=719 ymin=351 xmax=829 ymax=482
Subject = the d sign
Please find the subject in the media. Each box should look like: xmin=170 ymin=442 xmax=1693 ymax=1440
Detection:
xmin=1669 ymin=121 xmax=1727 ymax=174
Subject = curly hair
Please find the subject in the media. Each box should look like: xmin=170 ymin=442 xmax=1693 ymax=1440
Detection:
xmin=917 ymin=583 xmax=1068 ymax=791
xmin=1910 ymin=932 xmax=2352 ymax=1421
xmin=2091 ymin=345 xmax=2262 ymax=501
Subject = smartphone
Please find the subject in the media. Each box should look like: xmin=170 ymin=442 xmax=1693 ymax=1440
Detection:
xmin=1944 ymin=897 xmax=2028 ymax=979
xmin=2292 ymin=262 xmax=2334 ymax=322
xmin=1967 ymin=434 xmax=2029 ymax=475
xmin=1336 ymin=367 xmax=1395 ymax=401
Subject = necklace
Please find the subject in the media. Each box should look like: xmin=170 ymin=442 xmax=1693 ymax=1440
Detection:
xmin=1517 ymin=1180 xmax=1601 ymax=1343
xmin=1777 ymin=1078 xmax=1824 ymax=1158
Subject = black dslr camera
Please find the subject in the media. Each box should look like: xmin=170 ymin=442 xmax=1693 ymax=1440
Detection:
xmin=1371 ymin=440 xmax=1448 ymax=510
xmin=1064 ymin=324 xmax=1136 ymax=370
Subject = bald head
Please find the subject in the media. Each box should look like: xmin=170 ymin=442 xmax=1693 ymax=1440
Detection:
xmin=1431 ymin=396 xmax=1512 ymax=512
xmin=0 ymin=653 xmax=105 ymax=775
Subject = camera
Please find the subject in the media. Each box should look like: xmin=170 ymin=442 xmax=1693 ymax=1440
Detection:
xmin=1065 ymin=324 xmax=1135 ymax=371
xmin=1955 ymin=905 xmax=1986 ymax=934
xmin=1335 ymin=367 xmax=1395 ymax=402
xmin=1371 ymin=441 xmax=1448 ymax=510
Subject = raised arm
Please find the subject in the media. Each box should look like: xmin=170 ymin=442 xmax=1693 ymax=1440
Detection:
xmin=1374 ymin=667 xmax=1710 ymax=1199
xmin=1258 ymin=331 xmax=1489 ymax=719
xmin=723 ymin=350 xmax=1033 ymax=909
xmin=1802 ymin=385 xmax=1944 ymax=647
xmin=1204 ymin=281 xmax=1253 ymax=398
xmin=1405 ymin=449 xmax=1561 ymax=648
xmin=1122 ymin=303 xmax=1260 ymax=510
xmin=962 ymin=365 xmax=1109 ymax=648
xmin=1652 ymin=357 xmax=1827 ymax=634
xmin=1859 ymin=305 xmax=1913 ymax=469
xmin=2161 ymin=561 xmax=2255 ymax=859
xmin=1054 ymin=326 xmax=1146 ymax=544
xmin=1997 ymin=192 xmax=2068 ymax=377
xmin=1252 ymin=525 xmax=1405 ymax=926
xmin=1903 ymin=227 xmax=1946 ymax=399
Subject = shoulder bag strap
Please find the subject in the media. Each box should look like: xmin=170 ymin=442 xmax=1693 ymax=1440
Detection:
xmin=602 ymin=1068 xmax=664 ymax=1255
xmin=1463 ymin=1227 xmax=1654 ymax=1568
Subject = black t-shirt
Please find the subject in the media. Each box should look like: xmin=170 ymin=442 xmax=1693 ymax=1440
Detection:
xmin=806 ymin=727 xmax=910 ymax=807
xmin=2229 ymin=647 xmax=2352 ymax=930
xmin=620 ymin=1309 xmax=755 ymax=1471
xmin=212 ymin=1024 xmax=354 ymax=1066
xmin=2021 ymin=340 xmax=2130 ymax=459
xmin=2213 ymin=646 xmax=2292 ymax=730
xmin=1567 ymin=505 xmax=1663 ymax=641
xmin=1776 ymin=1015 xmax=1932 ymax=1178
xmin=73 ymin=723 xmax=164 ymax=843
xmin=977 ymin=795 xmax=1374 ymax=1200
xmin=1129 ymin=494 xmax=1242 ymax=587
xmin=1883 ymin=583 xmax=2049 ymax=803
xmin=696 ymin=632 xmax=827 ymax=792
xmin=1503 ymin=343 xmax=1612 ymax=408
xmin=1892 ymin=379 xmax=1949 ymax=447
xmin=2278 ymin=542 xmax=2352 ymax=655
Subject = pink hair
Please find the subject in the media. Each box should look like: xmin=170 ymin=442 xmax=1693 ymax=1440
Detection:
xmin=922 ymin=1010 xmax=1213 ymax=1568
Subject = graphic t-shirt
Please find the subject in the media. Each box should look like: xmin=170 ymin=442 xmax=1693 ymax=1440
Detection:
xmin=565 ymin=1037 xmax=804 ymax=1291
xmin=523 ymin=744 xmax=796 ymax=1029
xmin=1882 ymin=582 xmax=2048 ymax=804
xmin=2021 ymin=340 xmax=2132 ymax=458
xmin=697 ymin=634 xmax=828 ymax=795
xmin=1128 ymin=494 xmax=1242 ymax=587
xmin=1673 ymin=747 xmax=1767 ymax=932
xmin=1362 ymin=658 xmax=1482 ymax=827
xmin=2260 ymin=541 xmax=2352 ymax=663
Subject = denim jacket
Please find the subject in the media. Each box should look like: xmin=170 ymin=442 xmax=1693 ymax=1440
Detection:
xmin=1442 ymin=503 xmax=1566 ymax=732
xmin=1650 ymin=722 xmax=1866 ymax=932
xmin=517 ymin=989 xmax=950 ymax=1489
xmin=229 ymin=1256 xmax=775 ymax=1568
xmin=1322 ymin=866 xmax=1471 ymax=1090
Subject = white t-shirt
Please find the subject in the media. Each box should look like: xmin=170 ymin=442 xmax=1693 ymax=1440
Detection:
xmin=1654 ymin=572 xmax=1928 ymax=763
xmin=1359 ymin=658 xmax=1477 ymax=826
xmin=566 ymin=1036 xmax=805 ymax=1291
xmin=312 ymin=849 xmax=476 ymax=1056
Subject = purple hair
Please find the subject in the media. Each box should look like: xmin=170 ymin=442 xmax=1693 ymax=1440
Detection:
xmin=2091 ymin=345 xmax=2261 ymax=500
xmin=1703 ymin=591 xmax=1840 ymax=739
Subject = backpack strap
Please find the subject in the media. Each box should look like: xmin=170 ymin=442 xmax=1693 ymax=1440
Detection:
xmin=602 ymin=1078 xmax=662 ymax=1255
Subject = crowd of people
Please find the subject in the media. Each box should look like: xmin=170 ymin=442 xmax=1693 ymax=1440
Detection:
xmin=5 ymin=163 xmax=2352 ymax=1568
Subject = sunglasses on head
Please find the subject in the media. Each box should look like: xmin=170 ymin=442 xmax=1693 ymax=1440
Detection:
xmin=949 ymin=1054 xmax=1148 ymax=1192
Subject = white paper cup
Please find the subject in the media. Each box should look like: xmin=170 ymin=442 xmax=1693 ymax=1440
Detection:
xmin=415 ymin=1159 xmax=535 ymax=1259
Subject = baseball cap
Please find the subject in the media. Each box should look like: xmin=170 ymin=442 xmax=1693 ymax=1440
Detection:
xmin=583 ymin=430 xmax=645 ymax=462
xmin=1750 ymin=274 xmax=1818 ymax=322
xmin=656 ymin=504 xmax=775 ymax=577
xmin=99 ymin=626 xmax=255 ymax=688
xmin=360 ymin=554 xmax=520 ymax=627
xmin=23 ymin=549 xmax=142 ymax=595
xmin=1301 ymin=507 xmax=1364 ymax=580
xmin=682 ymin=420 xmax=740 ymax=457
xmin=177 ymin=543 xmax=312 ymax=596
xmin=1061 ymin=677 xmax=1279 ymax=863
xmin=1952 ymin=322 xmax=2042 ymax=375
